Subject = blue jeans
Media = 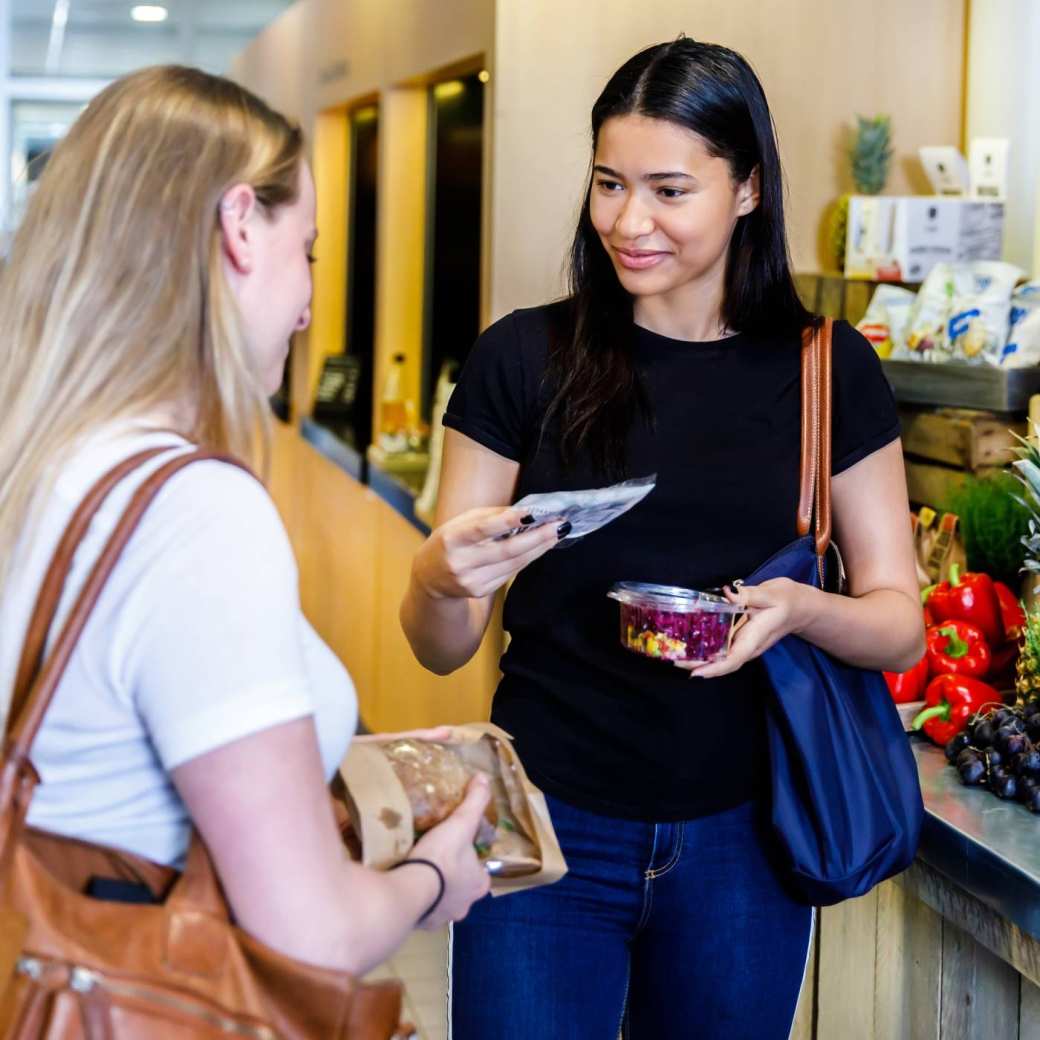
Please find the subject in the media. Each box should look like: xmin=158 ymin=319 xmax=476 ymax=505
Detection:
xmin=450 ymin=794 xmax=813 ymax=1039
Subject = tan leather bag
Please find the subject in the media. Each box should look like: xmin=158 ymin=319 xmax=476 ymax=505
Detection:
xmin=0 ymin=447 xmax=412 ymax=1038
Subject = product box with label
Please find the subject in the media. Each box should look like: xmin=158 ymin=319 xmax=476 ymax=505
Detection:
xmin=844 ymin=196 xmax=1004 ymax=283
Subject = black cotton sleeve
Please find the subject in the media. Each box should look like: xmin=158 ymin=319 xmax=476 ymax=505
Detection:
xmin=831 ymin=319 xmax=901 ymax=475
xmin=443 ymin=311 xmax=530 ymax=461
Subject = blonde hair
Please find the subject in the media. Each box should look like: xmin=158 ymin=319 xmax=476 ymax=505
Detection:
xmin=0 ymin=65 xmax=303 ymax=588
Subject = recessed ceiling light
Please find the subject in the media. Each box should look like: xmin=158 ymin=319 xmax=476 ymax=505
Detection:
xmin=433 ymin=81 xmax=464 ymax=101
xmin=131 ymin=5 xmax=168 ymax=23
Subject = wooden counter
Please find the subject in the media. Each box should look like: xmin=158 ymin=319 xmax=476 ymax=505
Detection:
xmin=267 ymin=418 xmax=502 ymax=734
xmin=792 ymin=743 xmax=1040 ymax=1040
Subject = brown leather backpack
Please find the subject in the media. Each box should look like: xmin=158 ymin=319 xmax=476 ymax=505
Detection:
xmin=0 ymin=447 xmax=412 ymax=1038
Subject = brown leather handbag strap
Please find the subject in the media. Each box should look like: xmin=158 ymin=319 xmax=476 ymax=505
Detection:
xmin=5 ymin=449 xmax=249 ymax=770
xmin=8 ymin=446 xmax=175 ymax=730
xmin=795 ymin=318 xmax=834 ymax=559
xmin=796 ymin=325 xmax=819 ymax=540
xmin=815 ymin=318 xmax=834 ymax=557
xmin=4 ymin=447 xmax=258 ymax=922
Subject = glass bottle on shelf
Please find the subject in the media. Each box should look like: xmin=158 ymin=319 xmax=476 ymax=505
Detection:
xmin=379 ymin=352 xmax=407 ymax=437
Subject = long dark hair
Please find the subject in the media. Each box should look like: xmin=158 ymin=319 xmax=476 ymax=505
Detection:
xmin=544 ymin=38 xmax=812 ymax=477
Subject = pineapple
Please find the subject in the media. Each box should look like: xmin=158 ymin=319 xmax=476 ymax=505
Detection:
xmin=827 ymin=115 xmax=893 ymax=271
xmin=1015 ymin=612 xmax=1040 ymax=704
xmin=1010 ymin=423 xmax=1040 ymax=706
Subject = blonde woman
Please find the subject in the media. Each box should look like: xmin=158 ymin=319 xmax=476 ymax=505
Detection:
xmin=0 ymin=65 xmax=490 ymax=974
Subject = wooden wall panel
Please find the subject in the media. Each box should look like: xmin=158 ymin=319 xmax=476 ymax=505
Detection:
xmin=940 ymin=920 xmax=1020 ymax=1040
xmin=790 ymin=920 xmax=818 ymax=1040
xmin=1020 ymin=977 xmax=1040 ymax=1040
xmin=268 ymin=423 xmax=502 ymax=731
xmin=899 ymin=861 xmax=1040 ymax=989
xmin=875 ymin=879 xmax=942 ymax=1040
xmin=490 ymin=0 xmax=966 ymax=317
xmin=817 ymin=889 xmax=880 ymax=1039
xmin=306 ymin=108 xmax=351 ymax=416
xmin=267 ymin=423 xmax=381 ymax=718
xmin=372 ymin=508 xmax=500 ymax=733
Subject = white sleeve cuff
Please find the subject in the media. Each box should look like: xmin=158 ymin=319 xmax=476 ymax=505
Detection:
xmin=153 ymin=678 xmax=315 ymax=770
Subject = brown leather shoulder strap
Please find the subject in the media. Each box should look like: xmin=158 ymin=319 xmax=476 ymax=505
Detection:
xmin=8 ymin=446 xmax=176 ymax=730
xmin=796 ymin=325 xmax=818 ymax=539
xmin=796 ymin=318 xmax=834 ymax=557
xmin=815 ymin=318 xmax=834 ymax=556
xmin=5 ymin=450 xmax=253 ymax=771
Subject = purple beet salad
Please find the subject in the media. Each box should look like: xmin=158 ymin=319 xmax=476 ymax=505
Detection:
xmin=607 ymin=582 xmax=744 ymax=664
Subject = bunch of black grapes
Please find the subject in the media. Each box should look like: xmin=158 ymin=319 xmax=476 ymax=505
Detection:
xmin=945 ymin=701 xmax=1040 ymax=812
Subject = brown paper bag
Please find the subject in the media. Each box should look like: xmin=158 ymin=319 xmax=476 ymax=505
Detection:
xmin=339 ymin=722 xmax=567 ymax=896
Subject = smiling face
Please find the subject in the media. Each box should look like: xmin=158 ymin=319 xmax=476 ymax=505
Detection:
xmin=219 ymin=161 xmax=317 ymax=394
xmin=590 ymin=114 xmax=759 ymax=323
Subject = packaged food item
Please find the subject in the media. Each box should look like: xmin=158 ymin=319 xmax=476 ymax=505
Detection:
xmin=918 ymin=145 xmax=970 ymax=197
xmin=607 ymin=582 xmax=745 ymax=663
xmin=855 ymin=284 xmax=916 ymax=357
xmin=339 ymin=723 xmax=567 ymax=896
xmin=902 ymin=261 xmax=1021 ymax=364
xmin=998 ymin=282 xmax=1040 ymax=368
xmin=969 ymin=138 xmax=1009 ymax=201
xmin=912 ymin=509 xmax=966 ymax=586
xmin=844 ymin=196 xmax=1004 ymax=283
xmin=499 ymin=474 xmax=656 ymax=545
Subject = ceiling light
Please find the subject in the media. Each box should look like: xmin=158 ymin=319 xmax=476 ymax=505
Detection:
xmin=131 ymin=5 xmax=168 ymax=23
xmin=478 ymin=70 xmax=490 ymax=84
xmin=433 ymin=81 xmax=464 ymax=101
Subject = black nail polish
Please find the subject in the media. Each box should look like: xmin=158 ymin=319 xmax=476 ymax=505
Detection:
xmin=520 ymin=514 xmax=535 ymax=526
xmin=557 ymin=521 xmax=572 ymax=539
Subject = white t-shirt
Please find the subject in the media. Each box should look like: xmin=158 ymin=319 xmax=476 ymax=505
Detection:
xmin=0 ymin=426 xmax=357 ymax=867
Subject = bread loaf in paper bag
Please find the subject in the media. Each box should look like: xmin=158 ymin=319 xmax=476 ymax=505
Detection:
xmin=338 ymin=722 xmax=567 ymax=895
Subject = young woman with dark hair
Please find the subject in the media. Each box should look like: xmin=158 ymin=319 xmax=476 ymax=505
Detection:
xmin=402 ymin=38 xmax=923 ymax=1038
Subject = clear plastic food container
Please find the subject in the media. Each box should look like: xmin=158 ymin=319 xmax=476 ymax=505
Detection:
xmin=607 ymin=582 xmax=745 ymax=663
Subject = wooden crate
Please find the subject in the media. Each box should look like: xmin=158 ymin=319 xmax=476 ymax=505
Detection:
xmin=899 ymin=405 xmax=1025 ymax=510
xmin=794 ymin=271 xmax=887 ymax=326
xmin=900 ymin=407 xmax=1024 ymax=472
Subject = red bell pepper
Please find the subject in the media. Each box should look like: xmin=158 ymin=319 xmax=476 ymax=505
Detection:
xmin=921 ymin=586 xmax=936 ymax=628
xmin=925 ymin=564 xmax=1004 ymax=646
xmin=911 ymin=674 xmax=1001 ymax=746
xmin=926 ymin=621 xmax=991 ymax=679
xmin=883 ymin=657 xmax=929 ymax=703
xmin=988 ymin=642 xmax=1019 ymax=690
xmin=993 ymin=581 xmax=1025 ymax=642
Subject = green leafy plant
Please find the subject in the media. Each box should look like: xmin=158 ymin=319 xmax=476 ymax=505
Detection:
xmin=949 ymin=471 xmax=1031 ymax=586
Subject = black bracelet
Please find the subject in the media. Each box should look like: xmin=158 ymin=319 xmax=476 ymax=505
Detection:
xmin=388 ymin=858 xmax=446 ymax=924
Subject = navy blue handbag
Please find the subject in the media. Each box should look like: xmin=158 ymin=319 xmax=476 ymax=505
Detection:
xmin=741 ymin=319 xmax=924 ymax=906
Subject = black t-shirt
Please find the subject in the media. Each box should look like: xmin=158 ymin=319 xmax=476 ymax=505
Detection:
xmin=444 ymin=303 xmax=900 ymax=821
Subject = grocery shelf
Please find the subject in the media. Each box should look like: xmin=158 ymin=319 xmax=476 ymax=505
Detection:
xmin=882 ymin=359 xmax=1040 ymax=413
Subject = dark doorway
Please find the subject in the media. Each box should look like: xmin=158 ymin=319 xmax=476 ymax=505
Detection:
xmin=340 ymin=104 xmax=380 ymax=448
xmin=422 ymin=73 xmax=484 ymax=420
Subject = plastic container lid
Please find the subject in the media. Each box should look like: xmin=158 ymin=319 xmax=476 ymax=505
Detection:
xmin=607 ymin=582 xmax=743 ymax=614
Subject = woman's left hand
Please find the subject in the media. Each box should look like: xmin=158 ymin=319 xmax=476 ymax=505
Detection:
xmin=674 ymin=578 xmax=812 ymax=679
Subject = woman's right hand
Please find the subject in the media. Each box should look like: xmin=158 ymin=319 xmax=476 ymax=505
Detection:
xmin=409 ymin=774 xmax=494 ymax=928
xmin=412 ymin=506 xmax=561 ymax=601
